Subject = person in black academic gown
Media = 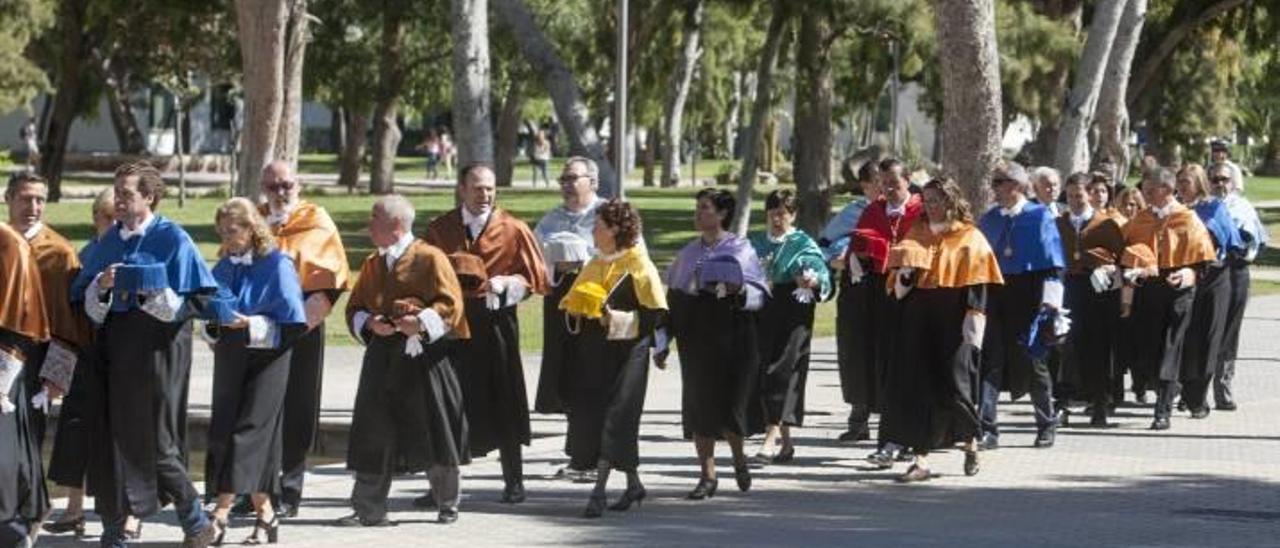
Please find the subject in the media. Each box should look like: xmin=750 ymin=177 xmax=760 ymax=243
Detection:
xmin=70 ymin=162 xmax=220 ymax=548
xmin=203 ymin=198 xmax=308 ymax=544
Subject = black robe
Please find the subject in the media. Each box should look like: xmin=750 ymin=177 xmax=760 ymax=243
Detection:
xmin=348 ymin=334 xmax=470 ymax=473
xmin=1131 ymin=277 xmax=1196 ymax=383
xmin=836 ymin=270 xmax=889 ymax=410
xmin=883 ymin=285 xmax=986 ymax=450
xmin=46 ymin=346 xmax=97 ymax=487
xmin=1064 ymin=274 xmax=1119 ymax=406
xmin=456 ymin=300 xmax=530 ymax=456
xmin=536 ymin=272 xmax=578 ymax=415
xmin=757 ymin=282 xmax=816 ymax=426
xmin=0 ymin=331 xmax=47 ymax=527
xmin=669 ymin=291 xmax=761 ymax=439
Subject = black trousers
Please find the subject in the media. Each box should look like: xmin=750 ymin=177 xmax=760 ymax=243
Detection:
xmin=279 ymin=324 xmax=326 ymax=506
xmin=980 ymin=272 xmax=1056 ymax=436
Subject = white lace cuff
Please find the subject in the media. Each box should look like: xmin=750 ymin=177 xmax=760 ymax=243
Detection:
xmin=0 ymin=350 xmax=22 ymax=414
xmin=140 ymin=288 xmax=184 ymax=322
xmin=1041 ymin=278 xmax=1064 ymax=309
xmin=84 ymin=274 xmax=112 ymax=324
xmin=246 ymin=315 xmax=279 ymax=349
xmin=352 ymin=310 xmax=372 ymax=345
xmin=416 ymin=307 xmax=448 ymax=343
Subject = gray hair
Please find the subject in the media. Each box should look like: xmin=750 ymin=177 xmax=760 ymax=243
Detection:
xmin=373 ymin=194 xmax=416 ymax=231
xmin=1143 ymin=167 xmax=1176 ymax=189
xmin=1032 ymin=166 xmax=1061 ymax=188
xmin=565 ymin=156 xmax=599 ymax=185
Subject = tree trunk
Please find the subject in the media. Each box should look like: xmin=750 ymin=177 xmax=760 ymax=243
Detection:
xmin=660 ymin=0 xmax=705 ymax=188
xmin=339 ymin=108 xmax=369 ymax=191
xmin=493 ymin=0 xmax=618 ymax=197
xmin=1094 ymin=0 xmax=1147 ymax=184
xmin=1022 ymin=0 xmax=1082 ymax=166
xmin=792 ymin=8 xmax=834 ymax=237
xmin=935 ymin=0 xmax=1003 ymax=210
xmin=730 ymin=0 xmax=790 ymax=235
xmin=1259 ymin=126 xmax=1280 ymax=176
xmin=274 ymin=0 xmax=309 ymax=168
xmin=40 ymin=0 xmax=91 ymax=202
xmin=175 ymin=95 xmax=187 ymax=208
xmin=234 ymin=0 xmax=289 ymax=196
xmin=495 ymin=78 xmax=524 ymax=187
xmin=1125 ymin=0 xmax=1247 ymax=109
xmin=643 ymin=127 xmax=658 ymax=187
xmin=369 ymin=5 xmax=407 ymax=195
xmin=451 ymin=0 xmax=494 ymax=175
xmin=95 ymin=52 xmax=146 ymax=154
xmin=1054 ymin=0 xmax=1126 ymax=175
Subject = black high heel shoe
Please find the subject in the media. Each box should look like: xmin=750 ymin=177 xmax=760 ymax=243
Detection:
xmin=734 ymin=462 xmax=752 ymax=492
xmin=772 ymin=446 xmax=795 ymax=464
xmin=42 ymin=515 xmax=86 ymax=537
xmin=244 ymin=514 xmax=279 ymax=545
xmin=963 ymin=449 xmax=979 ymax=476
xmin=686 ymin=478 xmax=718 ymax=500
xmin=583 ymin=494 xmax=607 ymax=518
xmin=608 ymin=485 xmax=647 ymax=511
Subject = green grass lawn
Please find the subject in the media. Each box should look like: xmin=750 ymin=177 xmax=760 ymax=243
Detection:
xmin=1244 ymin=176 xmax=1280 ymax=203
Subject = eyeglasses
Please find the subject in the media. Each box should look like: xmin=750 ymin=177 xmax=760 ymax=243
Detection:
xmin=1209 ymin=176 xmax=1231 ymax=183
xmin=559 ymin=174 xmax=587 ymax=185
xmin=990 ymin=178 xmax=1016 ymax=187
xmin=264 ymin=180 xmax=298 ymax=192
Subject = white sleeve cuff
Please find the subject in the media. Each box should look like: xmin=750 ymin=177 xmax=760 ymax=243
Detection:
xmin=352 ymin=310 xmax=372 ymax=345
xmin=246 ymin=315 xmax=279 ymax=349
xmin=0 ymin=350 xmax=23 ymax=414
xmin=416 ymin=308 xmax=449 ymax=343
xmin=84 ymin=274 xmax=112 ymax=324
xmin=742 ymin=285 xmax=765 ymax=311
xmin=500 ymin=276 xmax=529 ymax=306
xmin=140 ymin=287 xmax=184 ymax=322
xmin=962 ymin=311 xmax=986 ymax=350
xmin=1041 ymin=278 xmax=1064 ymax=309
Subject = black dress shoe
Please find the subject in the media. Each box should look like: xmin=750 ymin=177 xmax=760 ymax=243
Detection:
xmin=1190 ymin=407 xmax=1210 ymax=419
xmin=1034 ymin=428 xmax=1056 ymax=448
xmin=437 ymin=509 xmax=458 ymax=524
xmin=1090 ymin=412 xmax=1109 ymax=428
xmin=1134 ymin=391 xmax=1150 ymax=405
xmin=686 ymin=478 xmax=718 ymax=500
xmin=772 ymin=446 xmax=796 ymax=464
xmin=42 ymin=515 xmax=85 ymax=537
xmin=1176 ymin=399 xmax=1188 ymax=412
xmin=1150 ymin=417 xmax=1171 ymax=430
xmin=413 ymin=491 xmax=438 ymax=510
xmin=501 ymin=482 xmax=526 ymax=504
xmin=609 ymin=485 xmax=646 ymax=511
xmin=1217 ymin=401 xmax=1237 ymax=411
xmin=332 ymin=513 xmax=397 ymax=528
xmin=275 ymin=502 xmax=298 ymax=519
xmin=963 ymin=450 xmax=979 ymax=476
xmin=837 ymin=426 xmax=870 ymax=442
xmin=978 ymin=433 xmax=999 ymax=451
xmin=734 ymin=462 xmax=752 ymax=492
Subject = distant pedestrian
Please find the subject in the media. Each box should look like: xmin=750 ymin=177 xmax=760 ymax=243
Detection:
xmin=19 ymin=118 xmax=38 ymax=168
xmin=530 ymin=130 xmax=552 ymax=187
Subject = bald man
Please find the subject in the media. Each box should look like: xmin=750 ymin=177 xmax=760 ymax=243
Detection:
xmin=258 ymin=162 xmax=351 ymax=518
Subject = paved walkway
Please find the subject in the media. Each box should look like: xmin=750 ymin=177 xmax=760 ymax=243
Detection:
xmin=38 ymin=296 xmax=1280 ymax=547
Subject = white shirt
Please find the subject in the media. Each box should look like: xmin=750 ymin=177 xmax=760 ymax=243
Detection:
xmin=228 ymin=251 xmax=254 ymax=266
xmin=1151 ymin=201 xmax=1176 ymax=219
xmin=379 ymin=232 xmax=415 ymax=270
xmin=999 ymin=196 xmax=1028 ymax=218
xmin=462 ymin=206 xmax=492 ymax=240
xmin=885 ymin=198 xmax=908 ymax=218
xmin=1069 ymin=207 xmax=1094 ymax=232
xmin=21 ymin=222 xmax=42 ymax=241
xmin=119 ymin=212 xmax=156 ymax=240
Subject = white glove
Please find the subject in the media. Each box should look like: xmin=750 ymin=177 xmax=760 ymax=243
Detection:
xmin=893 ymin=268 xmax=914 ymax=300
xmin=792 ymin=287 xmax=814 ymax=304
xmin=31 ymin=387 xmax=50 ymax=413
xmin=846 ymin=254 xmax=865 ymax=285
xmin=1053 ymin=308 xmax=1072 ymax=337
xmin=1123 ymin=268 xmax=1145 ymax=285
xmin=801 ymin=268 xmax=818 ymax=288
xmin=1090 ymin=265 xmax=1117 ymax=293
xmin=1041 ymin=279 xmax=1064 ymax=309
xmin=404 ymin=333 xmax=425 ymax=357
xmin=0 ymin=351 xmax=22 ymax=414
xmin=962 ymin=311 xmax=986 ymax=350
xmin=485 ymin=276 xmax=528 ymax=310
xmin=1168 ymin=267 xmax=1197 ymax=289
xmin=715 ymin=283 xmax=729 ymax=299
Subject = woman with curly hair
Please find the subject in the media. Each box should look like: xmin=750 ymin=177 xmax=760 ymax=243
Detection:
xmin=204 ymin=197 xmax=308 ymax=544
xmin=560 ymin=199 xmax=668 ymax=517
xmin=882 ymin=177 xmax=1003 ymax=482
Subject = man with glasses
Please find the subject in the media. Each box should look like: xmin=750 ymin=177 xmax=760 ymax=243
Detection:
xmin=977 ymin=161 xmax=1066 ymax=450
xmin=258 ymin=161 xmax=351 ymax=518
xmin=531 ymin=157 xmax=605 ymax=482
xmin=1209 ymin=140 xmax=1245 ymax=193
xmin=1208 ymin=163 xmax=1266 ymax=411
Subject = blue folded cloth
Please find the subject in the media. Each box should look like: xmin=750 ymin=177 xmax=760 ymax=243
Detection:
xmin=113 ymin=263 xmax=169 ymax=302
xmin=698 ymin=256 xmax=744 ymax=288
xmin=1024 ymin=307 xmax=1068 ymax=361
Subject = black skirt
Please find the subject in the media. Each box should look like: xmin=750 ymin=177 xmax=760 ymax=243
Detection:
xmin=454 ymin=299 xmax=530 ymax=456
xmin=205 ymin=329 xmax=294 ymax=495
xmin=882 ymin=286 xmax=984 ymax=450
xmin=1181 ymin=264 xmax=1230 ymax=382
xmin=757 ymin=282 xmax=816 ymax=426
xmin=347 ymin=334 xmax=470 ymax=474
xmin=1064 ymin=274 xmax=1119 ymax=402
xmin=535 ymin=272 xmax=577 ymax=415
xmin=1132 ymin=278 xmax=1196 ymax=382
xmin=836 ymin=270 xmax=885 ymax=408
xmin=46 ymin=344 xmax=97 ymax=487
xmin=0 ymin=330 xmax=48 ymax=524
xmin=669 ymin=291 xmax=761 ymax=439
xmin=565 ymin=310 xmax=658 ymax=472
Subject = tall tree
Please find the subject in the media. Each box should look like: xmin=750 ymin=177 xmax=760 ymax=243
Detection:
xmin=1053 ymin=0 xmax=1126 ymax=175
xmin=660 ymin=0 xmax=705 ymax=187
xmin=369 ymin=0 xmax=408 ymax=194
xmin=234 ymin=0 xmax=289 ymax=195
xmin=792 ymin=2 xmax=836 ymax=235
xmin=39 ymin=0 xmax=93 ymax=202
xmin=492 ymin=0 xmax=619 ymax=197
xmin=731 ymin=0 xmax=790 ymax=235
xmin=1093 ymin=0 xmax=1147 ymax=182
xmin=274 ymin=0 xmax=311 ymax=166
xmin=0 ymin=0 xmax=53 ymax=114
xmin=451 ymin=0 xmax=494 ymax=173
xmin=934 ymin=0 xmax=1003 ymax=208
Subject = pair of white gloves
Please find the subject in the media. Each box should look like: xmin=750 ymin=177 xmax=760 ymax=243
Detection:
xmin=791 ymin=269 xmax=820 ymax=304
xmin=1123 ymin=266 xmax=1197 ymax=289
xmin=485 ymin=276 xmax=529 ymax=311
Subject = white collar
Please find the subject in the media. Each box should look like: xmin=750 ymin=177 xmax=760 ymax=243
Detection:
xmin=1151 ymin=201 xmax=1176 ymax=219
xmin=999 ymin=196 xmax=1028 ymax=217
xmin=380 ymin=232 xmax=415 ymax=266
xmin=228 ymin=251 xmax=254 ymax=266
xmin=598 ymin=248 xmax=628 ymax=262
xmin=1069 ymin=207 xmax=1094 ymax=226
xmin=21 ymin=222 xmax=42 ymax=241
xmin=767 ymin=228 xmax=795 ymax=243
xmin=267 ymin=201 xmax=298 ymax=226
xmin=928 ymin=221 xmax=949 ymax=235
xmin=885 ymin=198 xmax=908 ymax=217
xmin=119 ymin=213 xmax=156 ymax=240
xmin=462 ymin=205 xmax=492 ymax=236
